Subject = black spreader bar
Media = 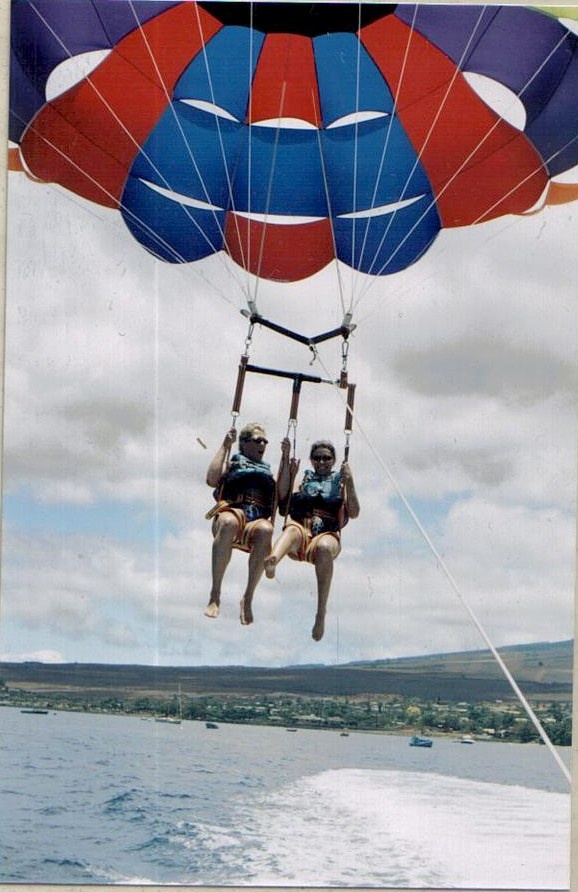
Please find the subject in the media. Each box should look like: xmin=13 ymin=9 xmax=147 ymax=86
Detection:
xmin=249 ymin=313 xmax=353 ymax=348
xmin=245 ymin=363 xmax=333 ymax=385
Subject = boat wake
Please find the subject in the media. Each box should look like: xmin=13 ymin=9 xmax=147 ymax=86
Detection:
xmin=232 ymin=768 xmax=569 ymax=888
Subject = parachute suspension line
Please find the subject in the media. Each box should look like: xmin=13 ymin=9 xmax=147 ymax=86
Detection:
xmin=12 ymin=109 xmax=185 ymax=265
xmin=13 ymin=140 xmax=240 ymax=312
xmin=356 ymin=6 xmax=489 ymax=307
xmin=251 ymin=24 xmax=310 ymax=309
xmin=347 ymin=1 xmax=364 ymax=308
xmin=188 ymin=0 xmax=253 ymax=302
xmin=171 ymin=0 xmax=250 ymax=304
xmin=312 ymin=91 xmax=348 ymax=318
xmin=250 ymin=81 xmax=289 ymax=310
xmin=353 ymin=3 xmax=418 ymax=302
xmin=11 ymin=112 xmax=243 ymax=312
xmin=246 ymin=1 xmax=255 ymax=291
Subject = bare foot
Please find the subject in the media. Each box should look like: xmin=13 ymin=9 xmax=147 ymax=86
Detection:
xmin=264 ymin=555 xmax=277 ymax=579
xmin=312 ymin=614 xmax=325 ymax=641
xmin=204 ymin=600 xmax=220 ymax=618
xmin=240 ymin=596 xmax=253 ymax=626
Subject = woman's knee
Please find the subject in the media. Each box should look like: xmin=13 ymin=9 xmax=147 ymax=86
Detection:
xmin=313 ymin=538 xmax=338 ymax=564
xmin=251 ymin=520 xmax=273 ymax=543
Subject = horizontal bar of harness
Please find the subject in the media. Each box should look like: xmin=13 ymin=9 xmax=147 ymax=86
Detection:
xmin=245 ymin=363 xmax=335 ymax=386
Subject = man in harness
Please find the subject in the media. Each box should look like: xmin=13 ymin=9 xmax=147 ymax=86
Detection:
xmin=264 ymin=440 xmax=360 ymax=641
xmin=204 ymin=423 xmax=291 ymax=625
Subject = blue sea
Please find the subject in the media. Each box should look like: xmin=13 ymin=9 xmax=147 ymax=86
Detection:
xmin=0 ymin=706 xmax=570 ymax=888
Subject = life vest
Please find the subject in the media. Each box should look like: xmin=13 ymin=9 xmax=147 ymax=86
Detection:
xmin=216 ymin=456 xmax=276 ymax=520
xmin=289 ymin=470 xmax=346 ymax=533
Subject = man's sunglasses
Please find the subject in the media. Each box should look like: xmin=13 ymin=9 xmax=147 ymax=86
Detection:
xmin=243 ymin=437 xmax=268 ymax=445
xmin=312 ymin=454 xmax=333 ymax=461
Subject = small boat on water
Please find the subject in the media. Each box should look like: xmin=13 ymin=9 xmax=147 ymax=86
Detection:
xmin=20 ymin=708 xmax=49 ymax=715
xmin=286 ymin=727 xmax=298 ymax=732
xmin=205 ymin=721 xmax=219 ymax=729
xmin=409 ymin=735 xmax=433 ymax=748
xmin=460 ymin=735 xmax=474 ymax=744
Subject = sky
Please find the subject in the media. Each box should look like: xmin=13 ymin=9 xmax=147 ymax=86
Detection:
xmin=1 ymin=4 xmax=577 ymax=670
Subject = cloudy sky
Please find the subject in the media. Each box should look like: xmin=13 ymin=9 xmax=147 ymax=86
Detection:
xmin=1 ymin=5 xmax=577 ymax=670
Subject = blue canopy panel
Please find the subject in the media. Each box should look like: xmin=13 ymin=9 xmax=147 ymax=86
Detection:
xmin=174 ymin=25 xmax=265 ymax=124
xmin=128 ymin=103 xmax=242 ymax=210
xmin=333 ymin=193 xmax=440 ymax=275
xmin=120 ymin=176 xmax=226 ymax=264
xmin=319 ymin=116 xmax=439 ymax=274
xmin=121 ymin=104 xmax=245 ymax=262
xmin=313 ymin=31 xmax=394 ymax=125
xmin=231 ymin=127 xmax=329 ymax=217
xmin=320 ymin=117 xmax=433 ymax=215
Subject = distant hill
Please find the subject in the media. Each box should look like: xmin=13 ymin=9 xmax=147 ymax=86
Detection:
xmin=0 ymin=640 xmax=572 ymax=705
xmin=348 ymin=639 xmax=574 ymax=685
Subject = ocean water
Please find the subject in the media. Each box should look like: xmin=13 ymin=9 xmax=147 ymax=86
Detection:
xmin=0 ymin=706 xmax=570 ymax=888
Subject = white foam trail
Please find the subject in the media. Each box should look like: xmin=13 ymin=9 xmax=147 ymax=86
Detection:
xmin=241 ymin=768 xmax=569 ymax=888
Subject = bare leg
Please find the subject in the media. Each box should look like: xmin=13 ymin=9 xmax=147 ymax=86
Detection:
xmin=311 ymin=537 xmax=340 ymax=641
xmin=264 ymin=526 xmax=302 ymax=578
xmin=240 ymin=520 xmax=273 ymax=625
xmin=205 ymin=514 xmax=239 ymax=617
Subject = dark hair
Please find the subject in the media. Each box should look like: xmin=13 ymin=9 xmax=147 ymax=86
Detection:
xmin=310 ymin=440 xmax=336 ymax=460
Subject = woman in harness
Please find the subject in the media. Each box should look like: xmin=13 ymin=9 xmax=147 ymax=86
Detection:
xmin=264 ymin=440 xmax=360 ymax=641
xmin=204 ymin=423 xmax=291 ymax=625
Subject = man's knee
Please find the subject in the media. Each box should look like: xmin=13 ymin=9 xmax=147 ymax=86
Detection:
xmin=215 ymin=513 xmax=240 ymax=540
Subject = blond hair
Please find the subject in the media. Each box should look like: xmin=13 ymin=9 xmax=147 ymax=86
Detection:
xmin=239 ymin=422 xmax=266 ymax=441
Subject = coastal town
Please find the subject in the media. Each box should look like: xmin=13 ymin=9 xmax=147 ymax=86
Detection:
xmin=1 ymin=640 xmax=571 ymax=745
xmin=1 ymin=679 xmax=571 ymax=745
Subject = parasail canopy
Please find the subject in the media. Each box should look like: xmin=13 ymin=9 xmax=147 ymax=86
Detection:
xmin=10 ymin=1 xmax=578 ymax=281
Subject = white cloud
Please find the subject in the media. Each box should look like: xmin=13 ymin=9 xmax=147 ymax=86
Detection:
xmin=2 ymin=170 xmax=576 ymax=667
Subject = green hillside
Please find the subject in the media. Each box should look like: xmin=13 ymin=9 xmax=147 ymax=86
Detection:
xmin=0 ymin=640 xmax=572 ymax=705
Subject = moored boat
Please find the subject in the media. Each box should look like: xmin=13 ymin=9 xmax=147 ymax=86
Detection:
xmin=409 ymin=735 xmax=433 ymax=748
